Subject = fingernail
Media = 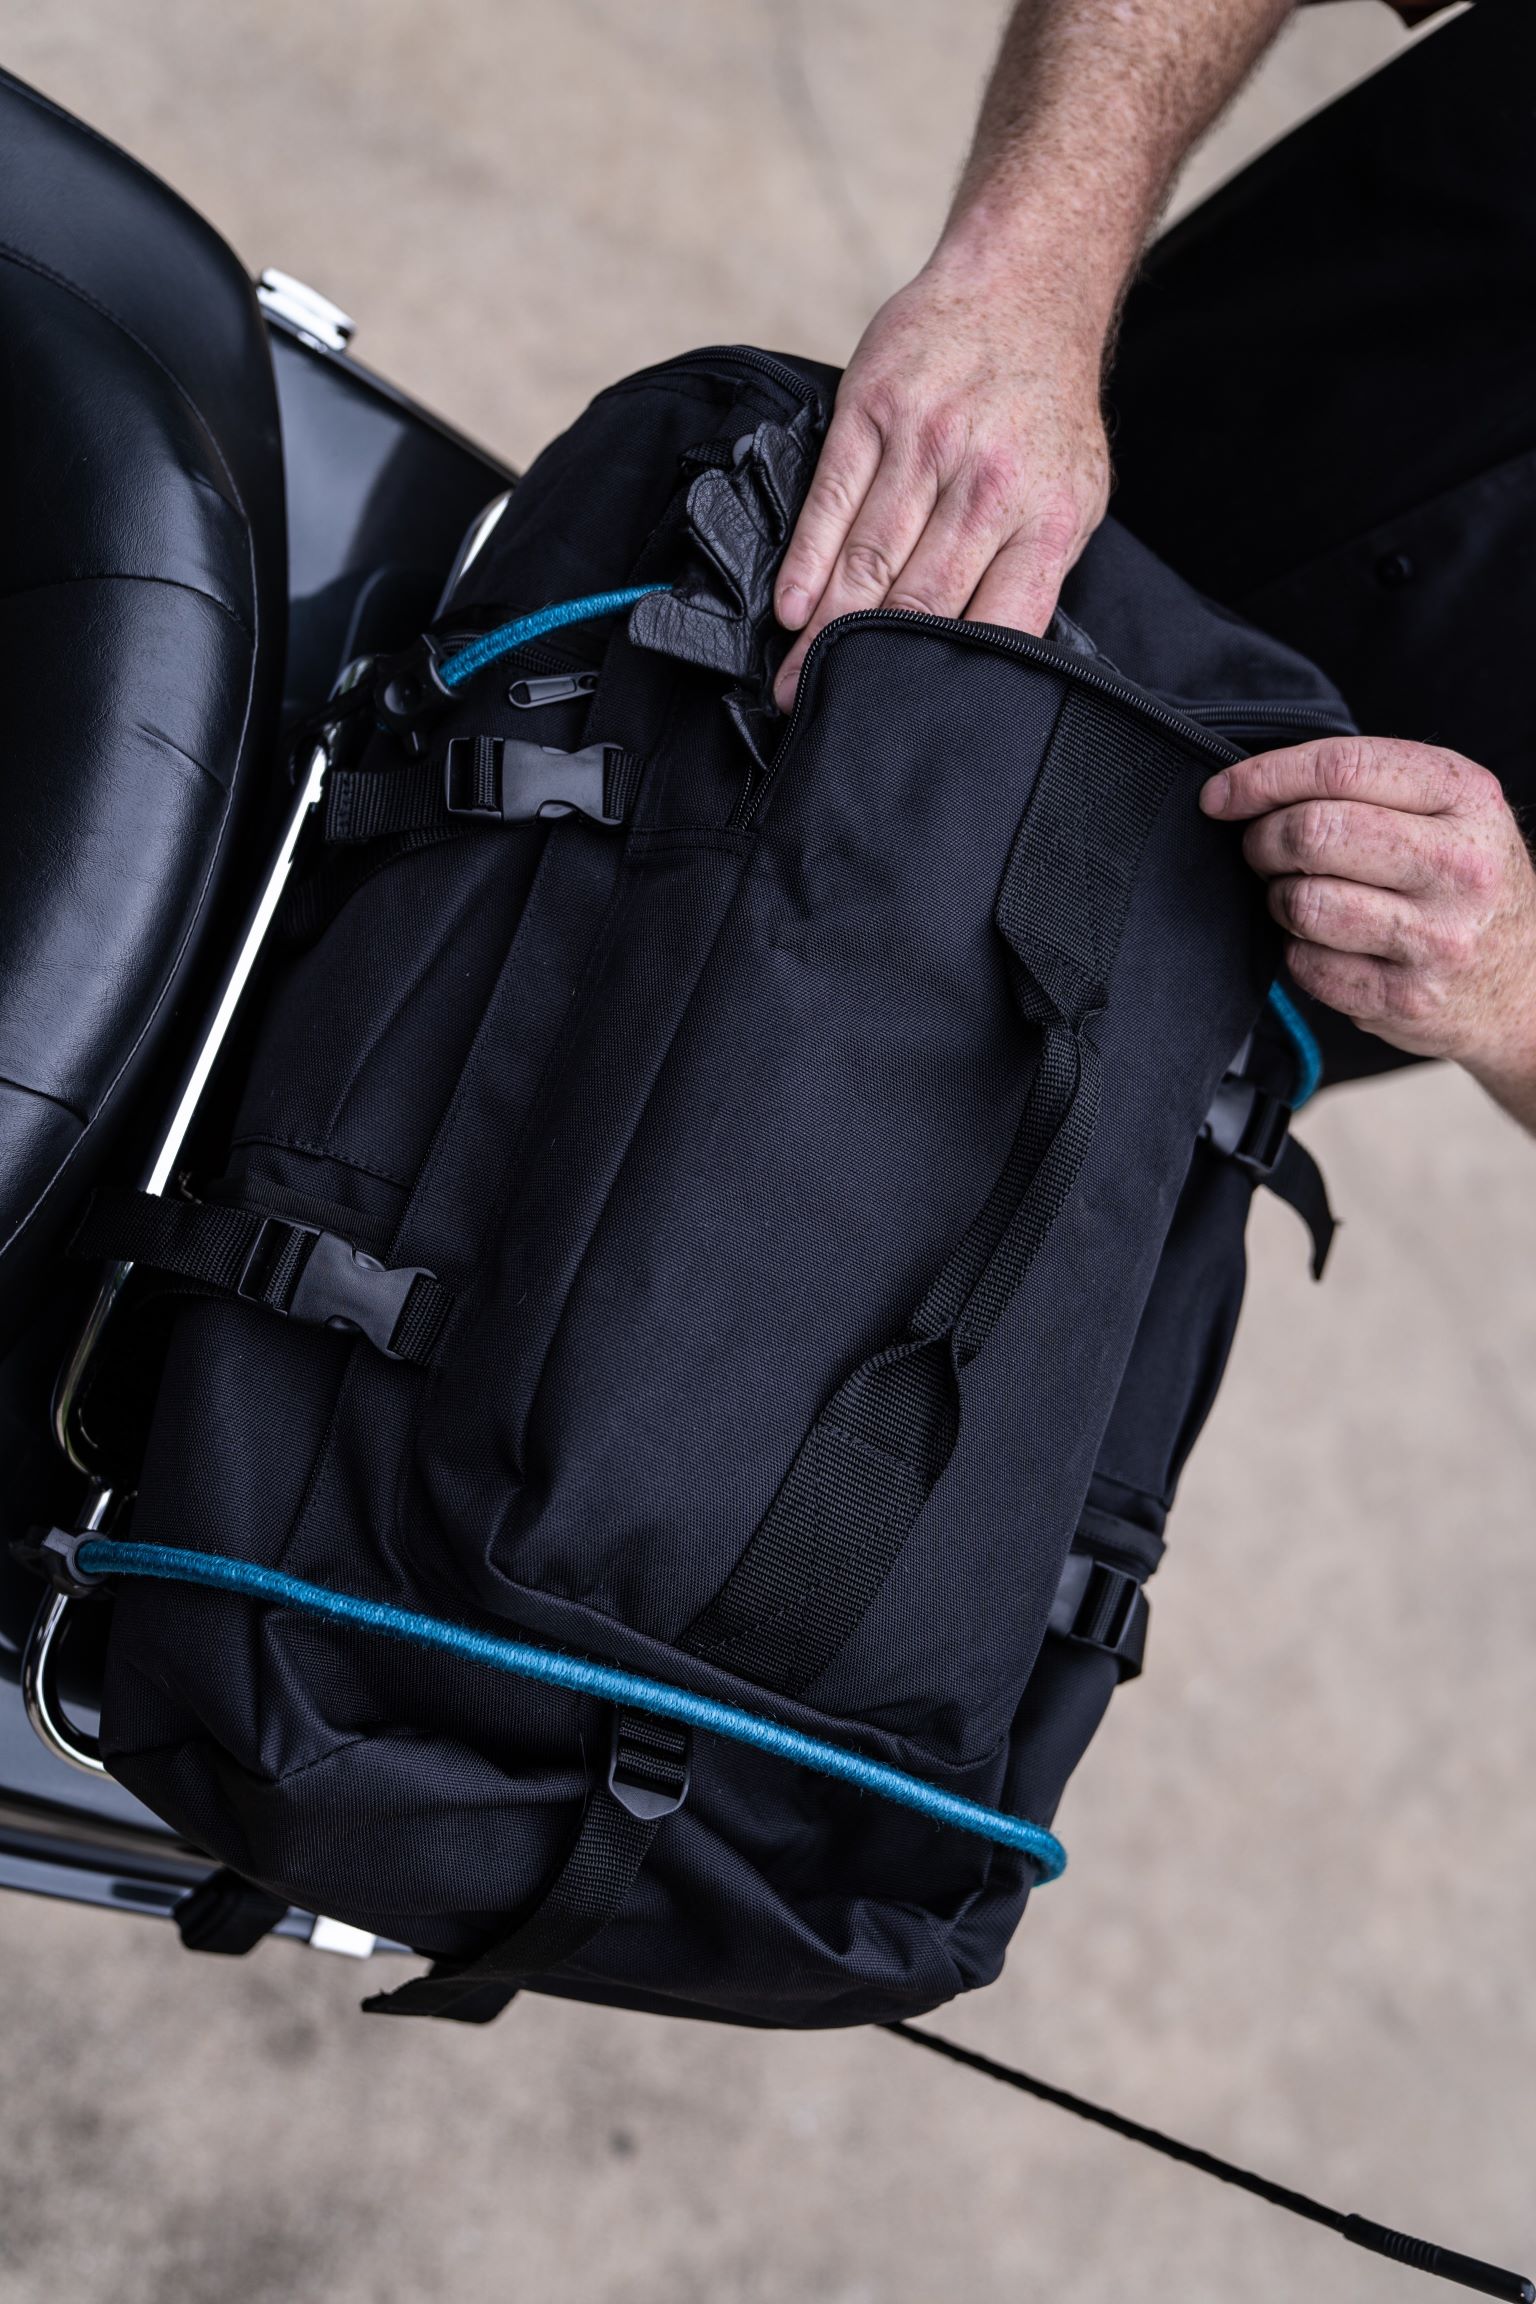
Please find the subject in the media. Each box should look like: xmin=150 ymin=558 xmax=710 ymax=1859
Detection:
xmin=1200 ymin=771 xmax=1230 ymax=815
xmin=778 ymin=584 xmax=810 ymax=628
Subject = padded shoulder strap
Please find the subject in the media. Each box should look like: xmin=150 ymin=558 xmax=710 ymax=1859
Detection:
xmin=682 ymin=689 xmax=1200 ymax=1696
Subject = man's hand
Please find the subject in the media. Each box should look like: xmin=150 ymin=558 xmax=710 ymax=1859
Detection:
xmin=772 ymin=0 xmax=1299 ymax=713
xmin=1201 ymin=736 xmax=1536 ymax=1126
xmin=771 ymin=259 xmax=1110 ymax=711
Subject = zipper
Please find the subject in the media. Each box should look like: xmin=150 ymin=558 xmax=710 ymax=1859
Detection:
xmin=733 ymin=608 xmax=1267 ymax=832
xmin=599 ymin=344 xmax=825 ymax=415
xmin=507 ymin=669 xmax=599 ymax=710
xmin=493 ymin=635 xmax=600 ymax=681
xmin=1181 ymin=699 xmax=1356 ymax=739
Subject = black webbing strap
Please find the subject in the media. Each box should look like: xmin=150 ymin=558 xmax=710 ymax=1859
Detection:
xmin=1200 ymin=1072 xmax=1336 ymax=1278
xmin=1265 ymin=1136 xmax=1335 ymax=1279
xmin=323 ymin=737 xmax=643 ymax=846
xmin=363 ymin=1712 xmax=690 ymax=2022
xmin=682 ymin=690 xmax=1191 ymax=1697
xmin=175 ymin=1867 xmax=290 ymax=1956
xmin=70 ymin=1188 xmax=451 ymax=1365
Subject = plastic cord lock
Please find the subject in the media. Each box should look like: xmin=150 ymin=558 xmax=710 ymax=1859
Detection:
xmin=373 ymin=634 xmax=458 ymax=754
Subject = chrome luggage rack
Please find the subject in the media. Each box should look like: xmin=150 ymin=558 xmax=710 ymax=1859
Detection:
xmin=24 ymin=700 xmax=344 ymax=1776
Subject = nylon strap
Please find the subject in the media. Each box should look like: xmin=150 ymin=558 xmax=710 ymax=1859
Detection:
xmin=323 ymin=740 xmax=643 ymax=846
xmin=70 ymin=1188 xmax=451 ymax=1366
xmin=363 ymin=1711 xmax=687 ymax=2021
xmin=684 ymin=689 xmax=1193 ymax=1696
xmin=1264 ymin=1135 xmax=1336 ymax=1279
xmin=363 ymin=1792 xmax=660 ymax=2022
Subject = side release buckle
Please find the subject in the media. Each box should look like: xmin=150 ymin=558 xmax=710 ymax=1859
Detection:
xmin=237 ymin=1218 xmax=436 ymax=1361
xmin=444 ymin=735 xmax=623 ymax=827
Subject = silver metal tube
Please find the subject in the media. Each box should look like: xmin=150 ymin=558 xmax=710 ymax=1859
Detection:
xmin=52 ymin=741 xmax=330 ymax=1472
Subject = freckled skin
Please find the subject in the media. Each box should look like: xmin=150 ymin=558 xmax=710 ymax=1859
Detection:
xmin=774 ymin=0 xmax=1439 ymax=709
xmin=1202 ymin=740 xmax=1536 ymax=1134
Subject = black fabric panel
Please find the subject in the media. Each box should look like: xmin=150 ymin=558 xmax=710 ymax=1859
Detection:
xmin=1110 ymin=1 xmax=1536 ymax=603
xmin=682 ymin=691 xmax=1191 ymax=1698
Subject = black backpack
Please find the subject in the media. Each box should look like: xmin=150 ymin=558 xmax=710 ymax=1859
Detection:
xmin=68 ymin=345 xmax=1349 ymax=2029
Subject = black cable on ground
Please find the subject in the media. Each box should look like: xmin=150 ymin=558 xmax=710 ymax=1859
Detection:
xmin=884 ymin=2022 xmax=1533 ymax=2302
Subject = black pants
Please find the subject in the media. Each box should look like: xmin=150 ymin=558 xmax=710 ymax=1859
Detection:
xmin=1109 ymin=0 xmax=1534 ymax=1087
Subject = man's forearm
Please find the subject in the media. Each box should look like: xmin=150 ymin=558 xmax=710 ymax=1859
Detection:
xmin=934 ymin=0 xmax=1295 ymax=337
xmin=773 ymin=0 xmax=1300 ymax=695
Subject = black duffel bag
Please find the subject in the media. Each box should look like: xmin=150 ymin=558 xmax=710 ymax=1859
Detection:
xmin=72 ymin=345 xmax=1348 ymax=2028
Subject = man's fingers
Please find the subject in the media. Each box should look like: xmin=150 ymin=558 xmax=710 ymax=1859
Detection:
xmin=1201 ymin=735 xmax=1495 ymax=824
xmin=876 ymin=476 xmax=1017 ymax=625
xmin=1240 ymin=798 xmax=1451 ymax=894
xmin=1283 ymin=937 xmax=1443 ymax=1038
xmin=965 ymin=526 xmax=1073 ymax=637
xmin=1283 ymin=940 xmax=1403 ymax=1029
xmin=1267 ymin=873 xmax=1476 ymax=969
xmin=774 ymin=406 xmax=883 ymax=633
xmin=773 ymin=448 xmax=938 ymax=710
xmin=962 ymin=473 xmax=1086 ymax=634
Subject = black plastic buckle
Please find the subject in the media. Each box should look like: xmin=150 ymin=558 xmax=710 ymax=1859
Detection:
xmin=1201 ymin=1074 xmax=1291 ymax=1182
xmin=443 ymin=736 xmax=622 ymax=827
xmin=238 ymin=1219 xmax=434 ymax=1361
xmin=1048 ymin=1553 xmax=1149 ymax=1681
xmin=608 ymin=1710 xmax=691 ymax=1820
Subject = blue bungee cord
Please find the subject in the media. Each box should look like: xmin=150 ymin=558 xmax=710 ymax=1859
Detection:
xmin=76 ymin=1538 xmax=1066 ymax=1881
xmin=434 ymin=586 xmax=670 ymax=690
xmin=1266 ymin=980 xmax=1323 ymax=1108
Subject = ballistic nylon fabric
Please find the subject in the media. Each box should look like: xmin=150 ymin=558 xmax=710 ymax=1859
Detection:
xmin=682 ymin=693 xmax=1192 ymax=1696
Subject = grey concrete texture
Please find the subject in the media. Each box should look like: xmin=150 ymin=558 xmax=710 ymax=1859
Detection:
xmin=1 ymin=5 xmax=1531 ymax=2300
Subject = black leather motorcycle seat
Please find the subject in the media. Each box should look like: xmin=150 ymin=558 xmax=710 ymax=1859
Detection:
xmin=0 ymin=71 xmax=286 ymax=1351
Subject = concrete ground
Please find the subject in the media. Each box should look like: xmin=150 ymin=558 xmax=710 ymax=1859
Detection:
xmin=3 ymin=5 xmax=1532 ymax=2301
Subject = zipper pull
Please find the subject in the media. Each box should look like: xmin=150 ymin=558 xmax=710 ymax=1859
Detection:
xmin=507 ymin=671 xmax=598 ymax=710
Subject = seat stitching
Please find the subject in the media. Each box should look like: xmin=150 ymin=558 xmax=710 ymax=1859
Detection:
xmin=0 ymin=1070 xmax=86 ymax=1122
xmin=0 ymin=568 xmax=253 ymax=641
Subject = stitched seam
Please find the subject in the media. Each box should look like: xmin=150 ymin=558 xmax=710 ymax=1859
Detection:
xmin=0 ymin=1070 xmax=85 ymax=1121
xmin=0 ymin=568 xmax=253 ymax=640
xmin=228 ymin=1135 xmax=416 ymax=1191
xmin=0 ymin=238 xmax=249 ymax=519
xmin=0 ymin=238 xmax=267 ymax=1252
